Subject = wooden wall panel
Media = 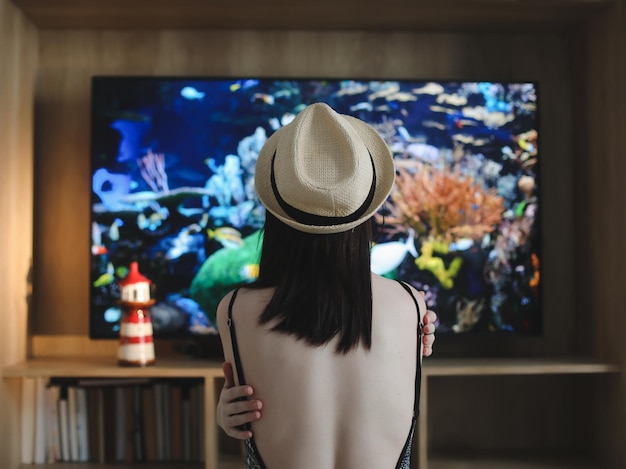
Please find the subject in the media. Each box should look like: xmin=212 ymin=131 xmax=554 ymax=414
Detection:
xmin=32 ymin=30 xmax=579 ymax=358
xmin=585 ymin=2 xmax=626 ymax=466
xmin=0 ymin=0 xmax=38 ymax=467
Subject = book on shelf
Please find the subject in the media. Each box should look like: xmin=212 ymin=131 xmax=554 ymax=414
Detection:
xmin=45 ymin=383 xmax=61 ymax=463
xmin=57 ymin=385 xmax=70 ymax=462
xmin=24 ymin=376 xmax=207 ymax=464
xmin=141 ymin=383 xmax=157 ymax=461
xmin=67 ymin=386 xmax=79 ymax=461
xmin=76 ymin=386 xmax=90 ymax=461
xmin=34 ymin=377 xmax=48 ymax=464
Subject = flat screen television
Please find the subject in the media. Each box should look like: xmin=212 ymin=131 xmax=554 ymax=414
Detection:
xmin=90 ymin=76 xmax=541 ymax=341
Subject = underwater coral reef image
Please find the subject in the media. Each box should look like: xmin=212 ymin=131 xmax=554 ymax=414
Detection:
xmin=90 ymin=77 xmax=540 ymax=339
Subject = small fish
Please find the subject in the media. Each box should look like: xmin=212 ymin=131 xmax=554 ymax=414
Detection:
xmin=208 ymin=227 xmax=244 ymax=249
xmin=137 ymin=213 xmax=148 ymax=230
xmin=180 ymin=86 xmax=205 ymax=100
xmin=370 ymin=231 xmax=418 ymax=275
xmin=269 ymin=117 xmax=281 ymax=130
xmin=422 ymin=120 xmax=447 ymax=131
xmin=397 ymin=126 xmax=412 ymax=142
xmin=515 ymin=200 xmax=527 ymax=218
xmin=91 ymin=245 xmax=108 ymax=256
xmin=229 ymin=79 xmax=259 ymax=92
xmin=103 ymin=307 xmax=122 ymax=323
xmin=109 ymin=218 xmax=123 ymax=242
xmin=449 ymin=238 xmax=473 ymax=252
xmin=93 ymin=263 xmax=115 ymax=287
xmin=252 ymin=93 xmax=275 ymax=105
xmin=239 ymin=264 xmax=260 ymax=281
xmin=413 ymin=82 xmax=444 ymax=95
xmin=92 ymin=221 xmax=102 ymax=246
xmin=350 ymin=102 xmax=373 ymax=112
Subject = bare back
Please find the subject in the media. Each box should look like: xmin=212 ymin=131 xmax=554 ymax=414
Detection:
xmin=217 ymin=274 xmax=423 ymax=469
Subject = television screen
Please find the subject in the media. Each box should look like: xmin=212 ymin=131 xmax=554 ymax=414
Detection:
xmin=90 ymin=76 xmax=540 ymax=339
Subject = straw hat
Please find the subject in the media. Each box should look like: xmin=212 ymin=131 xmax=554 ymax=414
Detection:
xmin=254 ymin=102 xmax=395 ymax=234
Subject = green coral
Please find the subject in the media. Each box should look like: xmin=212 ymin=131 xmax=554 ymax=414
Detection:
xmin=190 ymin=230 xmax=263 ymax=325
xmin=414 ymin=238 xmax=463 ymax=289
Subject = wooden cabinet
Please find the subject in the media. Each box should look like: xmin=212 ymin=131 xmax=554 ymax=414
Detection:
xmin=2 ymin=355 xmax=619 ymax=468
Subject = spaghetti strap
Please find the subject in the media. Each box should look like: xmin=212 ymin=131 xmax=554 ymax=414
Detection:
xmin=226 ymin=288 xmax=268 ymax=469
xmin=393 ymin=280 xmax=425 ymax=469
xmin=395 ymin=280 xmax=424 ymax=416
xmin=227 ymin=288 xmax=247 ymax=388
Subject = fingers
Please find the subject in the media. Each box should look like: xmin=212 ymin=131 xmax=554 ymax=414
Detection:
xmin=422 ymin=309 xmax=437 ymax=357
xmin=422 ymin=332 xmax=435 ymax=357
xmin=226 ymin=427 xmax=254 ymax=440
xmin=221 ymin=384 xmax=253 ymax=403
xmin=221 ymin=397 xmax=263 ymax=440
xmin=424 ymin=308 xmax=437 ymax=325
xmin=217 ymin=384 xmax=263 ymax=440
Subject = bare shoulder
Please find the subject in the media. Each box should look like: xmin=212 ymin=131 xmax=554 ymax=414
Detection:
xmin=372 ymin=274 xmax=425 ymax=320
xmin=371 ymin=273 xmax=420 ymax=295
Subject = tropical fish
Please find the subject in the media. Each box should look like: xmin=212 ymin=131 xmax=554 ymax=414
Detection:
xmin=252 ymin=93 xmax=275 ymax=105
xmin=397 ymin=126 xmax=413 ymax=142
xmin=269 ymin=117 xmax=281 ymax=130
xmin=229 ymin=79 xmax=259 ymax=92
xmin=422 ymin=120 xmax=447 ymax=131
xmin=208 ymin=227 xmax=244 ymax=249
xmin=92 ymin=222 xmax=103 ymax=246
xmin=350 ymin=102 xmax=373 ymax=112
xmin=103 ymin=306 xmax=122 ymax=323
xmin=91 ymin=245 xmax=108 ymax=256
xmin=370 ymin=231 xmax=418 ymax=275
xmin=93 ymin=262 xmax=115 ymax=287
xmin=239 ymin=264 xmax=260 ymax=281
xmin=449 ymin=238 xmax=473 ymax=252
xmin=109 ymin=218 xmax=123 ymax=242
xmin=180 ymin=86 xmax=205 ymax=100
xmin=413 ymin=82 xmax=444 ymax=95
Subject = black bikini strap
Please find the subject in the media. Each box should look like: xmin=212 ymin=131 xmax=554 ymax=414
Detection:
xmin=396 ymin=280 xmax=424 ymax=416
xmin=227 ymin=288 xmax=247 ymax=386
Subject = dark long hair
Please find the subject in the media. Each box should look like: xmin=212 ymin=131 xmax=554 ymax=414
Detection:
xmin=249 ymin=211 xmax=373 ymax=354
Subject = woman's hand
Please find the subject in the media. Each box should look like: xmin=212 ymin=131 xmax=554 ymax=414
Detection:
xmin=216 ymin=362 xmax=263 ymax=439
xmin=422 ymin=307 xmax=437 ymax=357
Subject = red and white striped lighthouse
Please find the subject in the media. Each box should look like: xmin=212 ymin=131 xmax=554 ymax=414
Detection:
xmin=117 ymin=261 xmax=156 ymax=367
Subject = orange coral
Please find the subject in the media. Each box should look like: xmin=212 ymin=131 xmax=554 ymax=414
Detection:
xmin=381 ymin=162 xmax=505 ymax=241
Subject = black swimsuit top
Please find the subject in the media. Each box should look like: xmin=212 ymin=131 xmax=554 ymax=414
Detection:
xmin=227 ymin=280 xmax=424 ymax=469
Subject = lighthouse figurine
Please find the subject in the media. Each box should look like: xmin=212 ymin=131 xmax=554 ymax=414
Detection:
xmin=117 ymin=262 xmax=156 ymax=367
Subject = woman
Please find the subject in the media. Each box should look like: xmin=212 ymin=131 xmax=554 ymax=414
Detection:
xmin=216 ymin=103 xmax=436 ymax=468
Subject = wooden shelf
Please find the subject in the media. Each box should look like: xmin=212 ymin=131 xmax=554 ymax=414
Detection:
xmin=3 ymin=356 xmax=618 ymax=379
xmin=18 ymin=464 xmax=205 ymax=469
xmin=11 ymin=0 xmax=611 ymax=31
xmin=429 ymin=456 xmax=602 ymax=469
xmin=1 ymin=357 xmax=223 ymax=379
xmin=16 ymin=453 xmax=243 ymax=469
xmin=422 ymin=357 xmax=620 ymax=376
